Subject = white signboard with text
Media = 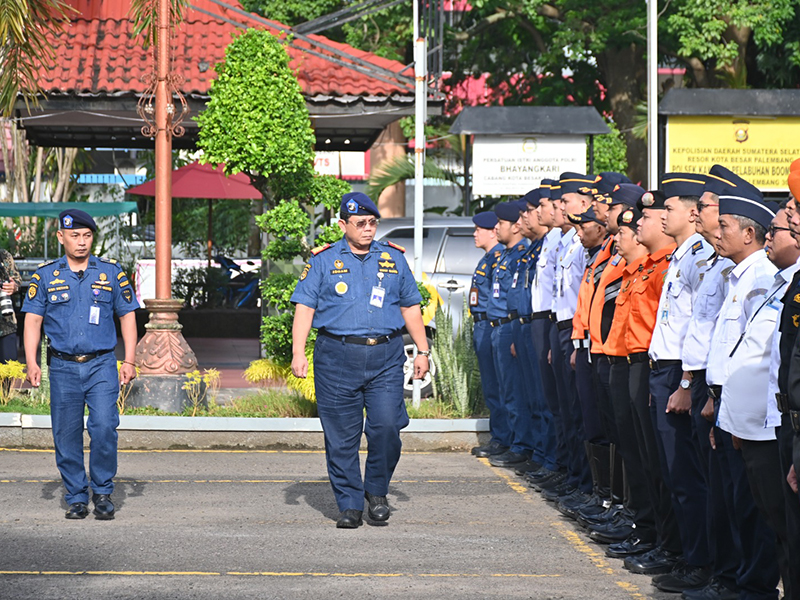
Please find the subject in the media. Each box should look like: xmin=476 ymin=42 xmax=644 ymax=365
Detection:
xmin=472 ymin=135 xmax=586 ymax=196
xmin=314 ymin=151 xmax=367 ymax=179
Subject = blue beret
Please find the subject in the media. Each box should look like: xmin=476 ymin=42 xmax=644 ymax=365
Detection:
xmin=637 ymin=189 xmax=667 ymax=211
xmin=539 ymin=179 xmax=558 ymax=199
xmin=719 ymin=186 xmax=774 ymax=230
xmin=661 ymin=173 xmax=705 ymax=199
xmin=617 ymin=206 xmax=643 ymax=230
xmin=341 ymin=192 xmax=380 ymax=218
xmin=559 ymin=172 xmax=595 ymax=195
xmin=521 ymin=188 xmax=542 ymax=207
xmin=472 ymin=211 xmax=498 ymax=229
xmin=567 ymin=206 xmax=604 ymax=225
xmin=609 ymin=183 xmax=646 ymax=207
xmin=704 ymin=164 xmax=754 ymax=197
xmin=59 ymin=209 xmax=96 ymax=232
xmin=495 ymin=201 xmax=522 ymax=222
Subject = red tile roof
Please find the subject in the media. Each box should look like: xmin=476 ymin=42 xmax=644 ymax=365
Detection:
xmin=38 ymin=0 xmax=412 ymax=98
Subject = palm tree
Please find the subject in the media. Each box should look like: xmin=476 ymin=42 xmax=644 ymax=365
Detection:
xmin=0 ymin=0 xmax=74 ymax=117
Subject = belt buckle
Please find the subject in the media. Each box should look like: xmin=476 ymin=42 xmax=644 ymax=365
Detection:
xmin=366 ymin=338 xmax=378 ymax=346
xmin=75 ymin=354 xmax=88 ymax=363
xmin=627 ymin=356 xmax=632 ymax=365
xmin=790 ymin=410 xmax=800 ymax=433
xmin=649 ymin=359 xmax=655 ymax=370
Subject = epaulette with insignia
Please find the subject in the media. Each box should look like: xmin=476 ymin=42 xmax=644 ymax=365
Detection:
xmin=494 ymin=250 xmax=502 ymax=258
xmin=691 ymin=241 xmax=704 ymax=255
xmin=722 ymin=266 xmax=735 ymax=278
xmin=386 ymin=241 xmax=406 ymax=253
xmin=99 ymin=257 xmax=118 ymax=264
xmin=746 ymin=288 xmax=767 ymax=301
xmin=697 ymin=259 xmax=708 ymax=269
xmin=517 ymin=243 xmax=526 ymax=252
xmin=37 ymin=259 xmax=56 ymax=268
xmin=310 ymin=244 xmax=332 ymax=256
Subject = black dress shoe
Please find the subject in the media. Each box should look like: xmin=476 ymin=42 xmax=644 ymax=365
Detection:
xmin=587 ymin=513 xmax=633 ymax=543
xmin=532 ymin=471 xmax=567 ymax=492
xmin=541 ymin=482 xmax=575 ymax=502
xmin=654 ymin=564 xmax=711 ymax=593
xmin=92 ymin=494 xmax=115 ymax=520
xmin=65 ymin=502 xmax=89 ymax=520
xmin=680 ymin=578 xmax=739 ymax=600
xmin=365 ymin=492 xmax=390 ymax=522
xmin=514 ymin=459 xmax=541 ymax=476
xmin=488 ymin=451 xmax=529 ymax=468
xmin=473 ymin=442 xmax=509 ymax=458
xmin=556 ymin=491 xmax=591 ymax=519
xmin=336 ymin=509 xmax=363 ymax=529
xmin=577 ymin=503 xmax=622 ymax=528
xmin=606 ymin=535 xmax=656 ymax=559
xmin=624 ymin=547 xmax=681 ymax=574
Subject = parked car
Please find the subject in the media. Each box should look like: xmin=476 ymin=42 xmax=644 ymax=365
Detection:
xmin=375 ymin=217 xmax=485 ymax=398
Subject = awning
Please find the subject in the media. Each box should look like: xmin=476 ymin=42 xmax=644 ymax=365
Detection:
xmin=0 ymin=201 xmax=138 ymax=218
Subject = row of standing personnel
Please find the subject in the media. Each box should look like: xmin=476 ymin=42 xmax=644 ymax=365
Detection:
xmin=469 ymin=164 xmax=800 ymax=600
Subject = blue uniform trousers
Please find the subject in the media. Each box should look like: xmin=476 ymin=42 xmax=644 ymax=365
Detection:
xmin=628 ymin=360 xmax=683 ymax=554
xmin=510 ymin=319 xmax=540 ymax=458
xmin=491 ymin=321 xmax=529 ymax=456
xmin=473 ymin=319 xmax=510 ymax=447
xmin=608 ymin=360 xmax=657 ymax=542
xmin=649 ymin=365 xmax=709 ymax=567
xmin=530 ymin=317 xmax=561 ymax=471
xmin=690 ymin=371 xmax=740 ymax=591
xmin=714 ymin=428 xmax=780 ymax=600
xmin=49 ymin=352 xmax=120 ymax=505
xmin=313 ymin=334 xmax=409 ymax=512
xmin=553 ymin=326 xmax=591 ymax=493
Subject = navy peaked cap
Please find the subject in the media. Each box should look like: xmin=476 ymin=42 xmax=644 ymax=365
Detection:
xmin=521 ymin=188 xmax=542 ymax=207
xmin=559 ymin=172 xmax=595 ymax=195
xmin=341 ymin=192 xmax=380 ymax=218
xmin=719 ymin=185 xmax=774 ymax=230
xmin=661 ymin=173 xmax=705 ymax=199
xmin=609 ymin=183 xmax=646 ymax=207
xmin=59 ymin=209 xmax=96 ymax=232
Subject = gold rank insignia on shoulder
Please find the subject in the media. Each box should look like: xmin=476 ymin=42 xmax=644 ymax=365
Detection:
xmin=793 ymin=314 xmax=800 ymax=327
xmin=386 ymin=241 xmax=406 ymax=253
xmin=494 ymin=250 xmax=502 ymax=258
xmin=691 ymin=241 xmax=703 ymax=255
xmin=311 ymin=243 xmax=331 ymax=256
xmin=746 ymin=288 xmax=767 ymax=301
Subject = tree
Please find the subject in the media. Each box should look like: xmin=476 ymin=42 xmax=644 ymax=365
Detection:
xmin=195 ymin=28 xmax=351 ymax=364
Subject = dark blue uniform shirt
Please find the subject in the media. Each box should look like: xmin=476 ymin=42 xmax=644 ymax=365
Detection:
xmin=487 ymin=240 xmax=530 ymax=321
xmin=22 ymin=255 xmax=139 ymax=354
xmin=469 ymin=243 xmax=504 ymax=316
xmin=508 ymin=237 xmax=543 ymax=317
xmin=291 ymin=237 xmax=422 ymax=337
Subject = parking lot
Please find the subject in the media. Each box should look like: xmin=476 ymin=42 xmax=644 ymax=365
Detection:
xmin=0 ymin=448 xmax=670 ymax=599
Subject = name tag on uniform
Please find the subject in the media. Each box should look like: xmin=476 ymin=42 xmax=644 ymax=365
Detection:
xmin=370 ymin=286 xmax=385 ymax=308
xmin=492 ymin=281 xmax=500 ymax=298
xmin=89 ymin=305 xmax=101 ymax=325
xmin=469 ymin=286 xmax=478 ymax=307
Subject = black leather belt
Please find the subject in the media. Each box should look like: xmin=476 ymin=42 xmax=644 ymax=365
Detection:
xmin=708 ymin=385 xmax=723 ymax=401
xmin=549 ymin=313 xmax=557 ymax=322
xmin=49 ymin=348 xmax=114 ymax=363
xmin=490 ymin=312 xmax=518 ymax=327
xmin=556 ymin=319 xmax=573 ymax=331
xmin=607 ymin=355 xmax=627 ymax=365
xmin=776 ymin=393 xmax=790 ymax=414
xmin=518 ymin=315 xmax=532 ymax=324
xmin=472 ymin=312 xmax=488 ymax=322
xmin=649 ymin=358 xmax=682 ymax=371
xmin=532 ymin=310 xmax=551 ymax=320
xmin=318 ymin=329 xmax=400 ymax=346
xmin=627 ymin=352 xmax=649 ymax=364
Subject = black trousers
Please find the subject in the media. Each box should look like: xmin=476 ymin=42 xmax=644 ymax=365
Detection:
xmin=609 ymin=360 xmax=656 ymax=542
xmin=628 ymin=360 xmax=682 ymax=554
xmin=779 ymin=416 xmax=800 ymax=600
xmin=740 ymin=438 xmax=796 ymax=600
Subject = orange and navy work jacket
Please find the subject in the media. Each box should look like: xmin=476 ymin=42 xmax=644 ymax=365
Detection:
xmin=571 ymin=239 xmax=609 ymax=342
xmin=624 ymin=245 xmax=675 ymax=354
xmin=604 ymin=254 xmax=647 ymax=357
xmin=588 ymin=240 xmax=626 ymax=354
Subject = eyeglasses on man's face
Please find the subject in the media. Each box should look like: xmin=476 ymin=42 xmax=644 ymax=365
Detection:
xmin=348 ymin=218 xmax=379 ymax=230
xmin=767 ymin=225 xmax=793 ymax=237
xmin=697 ymin=202 xmax=719 ymax=212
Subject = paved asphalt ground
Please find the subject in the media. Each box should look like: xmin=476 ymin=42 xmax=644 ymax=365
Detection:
xmin=0 ymin=448 xmax=673 ymax=600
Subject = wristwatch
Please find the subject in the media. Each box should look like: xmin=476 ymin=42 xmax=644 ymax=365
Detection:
xmin=417 ymin=350 xmax=431 ymax=357
xmin=679 ymin=379 xmax=691 ymax=390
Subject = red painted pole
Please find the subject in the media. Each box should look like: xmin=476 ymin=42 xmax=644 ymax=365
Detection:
xmin=154 ymin=0 xmax=172 ymax=299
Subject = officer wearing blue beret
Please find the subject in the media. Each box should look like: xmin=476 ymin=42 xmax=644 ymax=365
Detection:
xmin=290 ymin=192 xmax=429 ymax=529
xmin=469 ymin=211 xmax=510 ymax=459
xmin=22 ymin=209 xmax=139 ymax=520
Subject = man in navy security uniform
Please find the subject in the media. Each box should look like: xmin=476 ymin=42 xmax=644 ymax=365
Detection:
xmin=486 ymin=201 xmax=530 ymax=468
xmin=23 ymin=209 xmax=139 ymax=520
xmin=291 ymin=192 xmax=430 ymax=529
xmin=468 ymin=211 xmax=510 ymax=459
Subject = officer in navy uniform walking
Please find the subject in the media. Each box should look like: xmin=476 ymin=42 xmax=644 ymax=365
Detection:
xmin=23 ymin=209 xmax=139 ymax=520
xmin=291 ymin=192 xmax=430 ymax=529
